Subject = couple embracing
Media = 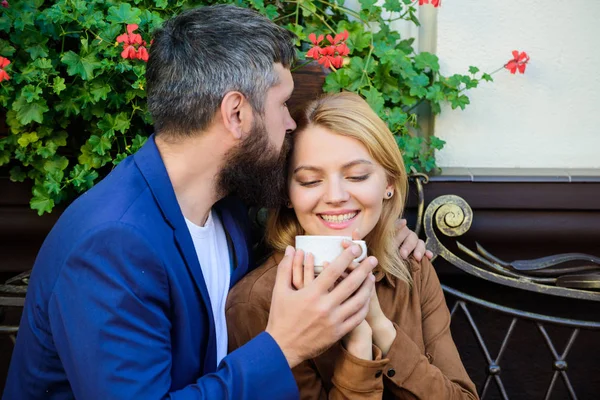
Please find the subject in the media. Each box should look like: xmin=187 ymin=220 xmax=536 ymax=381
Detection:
xmin=4 ymin=5 xmax=477 ymax=400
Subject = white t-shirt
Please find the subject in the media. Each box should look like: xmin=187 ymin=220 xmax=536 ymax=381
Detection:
xmin=185 ymin=210 xmax=231 ymax=365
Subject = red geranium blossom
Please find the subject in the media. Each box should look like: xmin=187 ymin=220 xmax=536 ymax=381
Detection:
xmin=116 ymin=24 xmax=149 ymax=62
xmin=0 ymin=56 xmax=10 ymax=82
xmin=419 ymin=0 xmax=441 ymax=7
xmin=1 ymin=1 xmax=9 ymax=9
xmin=505 ymin=50 xmax=530 ymax=74
xmin=306 ymin=30 xmax=350 ymax=69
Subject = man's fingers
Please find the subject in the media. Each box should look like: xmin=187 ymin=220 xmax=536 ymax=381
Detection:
xmin=395 ymin=218 xmax=408 ymax=231
xmin=315 ymin=245 xmax=362 ymax=290
xmin=399 ymin=230 xmax=418 ymax=259
xmin=337 ymin=275 xmax=374 ymax=334
xmin=304 ymin=252 xmax=315 ymax=286
xmin=274 ymin=246 xmax=295 ymax=291
xmin=412 ymin=239 xmax=427 ymax=261
xmin=329 ymin=256 xmax=377 ymax=305
xmin=292 ymin=249 xmax=305 ymax=289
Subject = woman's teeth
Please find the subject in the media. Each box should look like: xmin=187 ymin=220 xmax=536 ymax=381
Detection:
xmin=320 ymin=212 xmax=357 ymax=223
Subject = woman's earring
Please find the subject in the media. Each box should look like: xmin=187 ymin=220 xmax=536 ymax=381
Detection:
xmin=386 ymin=191 xmax=393 ymax=199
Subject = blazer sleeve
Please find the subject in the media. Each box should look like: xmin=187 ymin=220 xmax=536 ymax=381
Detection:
xmin=48 ymin=222 xmax=298 ymax=400
xmin=379 ymin=258 xmax=479 ymax=399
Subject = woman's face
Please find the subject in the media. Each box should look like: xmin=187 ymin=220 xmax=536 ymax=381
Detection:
xmin=288 ymin=125 xmax=393 ymax=239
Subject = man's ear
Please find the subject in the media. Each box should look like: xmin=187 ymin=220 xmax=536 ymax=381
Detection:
xmin=220 ymin=91 xmax=253 ymax=140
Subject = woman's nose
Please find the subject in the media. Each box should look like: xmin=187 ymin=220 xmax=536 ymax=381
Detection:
xmin=324 ymin=180 xmax=349 ymax=205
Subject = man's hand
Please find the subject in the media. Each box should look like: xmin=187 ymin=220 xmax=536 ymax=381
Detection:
xmin=266 ymin=245 xmax=377 ymax=368
xmin=394 ymin=219 xmax=433 ymax=261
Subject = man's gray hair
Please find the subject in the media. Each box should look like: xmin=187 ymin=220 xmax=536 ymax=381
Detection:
xmin=146 ymin=5 xmax=297 ymax=136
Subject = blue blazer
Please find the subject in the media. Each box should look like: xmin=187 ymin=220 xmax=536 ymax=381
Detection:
xmin=3 ymin=136 xmax=298 ymax=399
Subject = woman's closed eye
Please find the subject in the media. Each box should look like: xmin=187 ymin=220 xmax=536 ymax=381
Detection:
xmin=347 ymin=174 xmax=370 ymax=182
xmin=298 ymin=180 xmax=321 ymax=187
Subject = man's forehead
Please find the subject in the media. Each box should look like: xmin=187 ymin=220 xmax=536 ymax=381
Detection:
xmin=272 ymin=63 xmax=294 ymax=92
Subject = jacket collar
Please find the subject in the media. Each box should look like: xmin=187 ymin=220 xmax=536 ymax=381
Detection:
xmin=134 ymin=135 xmax=218 ymax=372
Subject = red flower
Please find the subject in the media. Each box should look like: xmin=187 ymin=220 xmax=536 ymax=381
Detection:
xmin=117 ymin=24 xmax=143 ymax=46
xmin=1 ymin=0 xmax=9 ymax=8
xmin=309 ymin=33 xmax=324 ymax=46
xmin=137 ymin=46 xmax=149 ymax=62
xmin=116 ymin=24 xmax=148 ymax=62
xmin=419 ymin=0 xmax=441 ymax=7
xmin=121 ymin=45 xmax=137 ymax=60
xmin=505 ymin=50 xmax=530 ymax=74
xmin=0 ymin=56 xmax=10 ymax=82
xmin=306 ymin=30 xmax=350 ymax=70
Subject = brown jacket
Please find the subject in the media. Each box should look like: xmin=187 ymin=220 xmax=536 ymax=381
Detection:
xmin=226 ymin=254 xmax=478 ymax=400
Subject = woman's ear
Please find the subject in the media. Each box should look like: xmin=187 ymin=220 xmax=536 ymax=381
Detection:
xmin=220 ymin=91 xmax=253 ymax=140
xmin=384 ymin=183 xmax=394 ymax=200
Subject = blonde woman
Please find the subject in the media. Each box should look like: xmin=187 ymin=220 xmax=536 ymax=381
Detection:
xmin=226 ymin=92 xmax=478 ymax=399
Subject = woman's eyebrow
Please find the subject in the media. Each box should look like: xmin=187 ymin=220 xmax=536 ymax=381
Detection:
xmin=293 ymin=165 xmax=321 ymax=174
xmin=293 ymin=159 xmax=372 ymax=174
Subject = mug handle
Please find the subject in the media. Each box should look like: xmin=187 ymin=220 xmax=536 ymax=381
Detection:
xmin=352 ymin=241 xmax=367 ymax=262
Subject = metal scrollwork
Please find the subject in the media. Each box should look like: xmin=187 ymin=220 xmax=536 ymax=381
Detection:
xmin=420 ymin=191 xmax=600 ymax=301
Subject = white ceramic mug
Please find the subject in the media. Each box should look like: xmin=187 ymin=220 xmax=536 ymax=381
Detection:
xmin=295 ymin=235 xmax=368 ymax=273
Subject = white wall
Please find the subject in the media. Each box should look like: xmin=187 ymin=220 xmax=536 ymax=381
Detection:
xmin=434 ymin=0 xmax=600 ymax=168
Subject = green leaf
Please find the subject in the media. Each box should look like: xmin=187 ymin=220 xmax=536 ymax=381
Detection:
xmin=26 ymin=44 xmax=49 ymax=60
xmin=13 ymin=12 xmax=35 ymax=31
xmin=17 ymin=132 xmax=39 ymax=148
xmin=10 ymin=166 xmax=27 ymax=182
xmin=450 ymin=94 xmax=470 ymax=110
xmin=429 ymin=135 xmax=446 ymax=150
xmin=21 ymin=85 xmax=43 ymax=103
xmin=107 ymin=3 xmax=142 ymax=25
xmin=0 ymin=39 xmax=15 ymax=57
xmin=12 ymin=97 xmax=49 ymax=125
xmin=323 ymin=69 xmax=350 ymax=93
xmin=43 ymin=171 xmax=64 ymax=196
xmin=361 ymin=87 xmax=384 ymax=115
xmin=0 ymin=150 xmax=9 ymax=166
xmin=61 ymin=51 xmax=102 ymax=80
xmin=53 ymin=77 xmax=67 ymax=94
xmin=383 ymin=0 xmax=402 ymax=12
xmin=468 ymin=66 xmax=480 ymax=74
xmin=0 ymin=15 xmax=11 ymax=33
xmin=482 ymin=73 xmax=494 ymax=82
xmin=359 ymin=0 xmax=378 ymax=13
xmin=43 ymin=156 xmax=69 ymax=174
xmin=70 ymin=164 xmax=98 ymax=190
xmin=130 ymin=134 xmax=147 ymax=152
xmin=90 ymin=81 xmax=112 ymax=103
xmin=31 ymin=186 xmax=55 ymax=215
xmin=264 ymin=5 xmax=279 ymax=20
xmin=408 ymin=74 xmax=429 ymax=98
xmin=154 ymin=0 xmax=169 ymax=8
xmin=33 ymin=58 xmax=53 ymax=69
xmin=88 ymin=135 xmax=112 ymax=155
xmin=414 ymin=52 xmax=440 ymax=72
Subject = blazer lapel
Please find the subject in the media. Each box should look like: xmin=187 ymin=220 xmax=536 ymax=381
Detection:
xmin=214 ymin=200 xmax=251 ymax=288
xmin=133 ymin=135 xmax=217 ymax=372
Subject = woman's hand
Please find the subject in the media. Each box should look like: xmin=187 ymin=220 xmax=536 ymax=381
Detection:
xmin=342 ymin=320 xmax=373 ymax=360
xmin=365 ymin=288 xmax=396 ymax=356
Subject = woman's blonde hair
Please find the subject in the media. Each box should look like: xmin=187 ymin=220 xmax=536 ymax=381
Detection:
xmin=266 ymin=91 xmax=412 ymax=286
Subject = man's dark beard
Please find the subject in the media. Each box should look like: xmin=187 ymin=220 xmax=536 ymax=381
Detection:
xmin=217 ymin=119 xmax=292 ymax=208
